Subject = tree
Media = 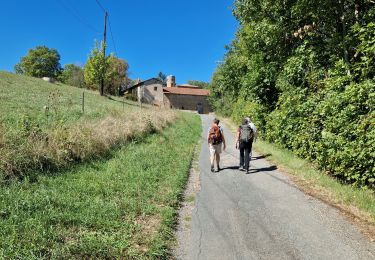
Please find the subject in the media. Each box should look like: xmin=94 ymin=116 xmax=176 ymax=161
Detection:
xmin=105 ymin=56 xmax=129 ymax=95
xmin=58 ymin=64 xmax=85 ymax=88
xmin=210 ymin=0 xmax=375 ymax=187
xmin=187 ymin=80 xmax=210 ymax=89
xmin=157 ymin=72 xmax=167 ymax=83
xmin=84 ymin=41 xmax=108 ymax=95
xmin=14 ymin=46 xmax=61 ymax=78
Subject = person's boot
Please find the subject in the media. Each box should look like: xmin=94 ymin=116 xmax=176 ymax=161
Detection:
xmin=216 ymin=165 xmax=221 ymax=172
xmin=211 ymin=165 xmax=214 ymax=172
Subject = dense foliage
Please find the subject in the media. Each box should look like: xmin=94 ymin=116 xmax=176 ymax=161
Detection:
xmin=84 ymin=41 xmax=108 ymax=95
xmin=105 ymin=56 xmax=129 ymax=95
xmin=84 ymin=41 xmax=129 ymax=96
xmin=14 ymin=42 xmax=128 ymax=96
xmin=187 ymin=80 xmax=210 ymax=88
xmin=58 ymin=64 xmax=85 ymax=88
xmin=210 ymin=0 xmax=375 ymax=187
xmin=14 ymin=46 xmax=61 ymax=78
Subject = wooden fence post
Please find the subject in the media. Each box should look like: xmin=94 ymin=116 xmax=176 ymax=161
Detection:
xmin=82 ymin=92 xmax=85 ymax=113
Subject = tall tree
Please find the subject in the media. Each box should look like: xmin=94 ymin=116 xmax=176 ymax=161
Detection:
xmin=84 ymin=41 xmax=108 ymax=94
xmin=14 ymin=46 xmax=61 ymax=78
xmin=105 ymin=56 xmax=129 ymax=95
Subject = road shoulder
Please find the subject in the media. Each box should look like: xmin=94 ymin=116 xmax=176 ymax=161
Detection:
xmin=174 ymin=139 xmax=202 ymax=259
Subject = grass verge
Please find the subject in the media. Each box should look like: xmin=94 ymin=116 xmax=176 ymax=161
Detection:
xmin=1 ymin=109 xmax=176 ymax=181
xmin=0 ymin=112 xmax=202 ymax=259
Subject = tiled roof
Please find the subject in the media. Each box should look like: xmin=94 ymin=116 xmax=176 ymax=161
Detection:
xmin=176 ymin=84 xmax=200 ymax=88
xmin=126 ymin=78 xmax=164 ymax=91
xmin=163 ymin=87 xmax=210 ymax=96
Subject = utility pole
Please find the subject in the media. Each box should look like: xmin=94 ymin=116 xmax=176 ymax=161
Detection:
xmin=100 ymin=11 xmax=108 ymax=96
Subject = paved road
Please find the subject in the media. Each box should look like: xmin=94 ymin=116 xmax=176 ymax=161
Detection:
xmin=176 ymin=114 xmax=375 ymax=260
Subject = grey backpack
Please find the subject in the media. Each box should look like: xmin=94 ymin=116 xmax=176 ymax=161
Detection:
xmin=240 ymin=124 xmax=254 ymax=143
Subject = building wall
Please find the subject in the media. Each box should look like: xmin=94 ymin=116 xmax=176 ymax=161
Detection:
xmin=163 ymin=94 xmax=211 ymax=114
xmin=133 ymin=83 xmax=164 ymax=106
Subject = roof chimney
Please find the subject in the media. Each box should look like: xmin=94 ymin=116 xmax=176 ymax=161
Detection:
xmin=166 ymin=75 xmax=176 ymax=88
xmin=135 ymin=78 xmax=141 ymax=84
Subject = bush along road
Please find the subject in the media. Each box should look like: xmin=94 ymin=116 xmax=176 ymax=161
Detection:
xmin=175 ymin=114 xmax=375 ymax=260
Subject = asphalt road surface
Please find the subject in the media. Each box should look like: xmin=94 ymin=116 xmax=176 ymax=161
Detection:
xmin=175 ymin=114 xmax=375 ymax=260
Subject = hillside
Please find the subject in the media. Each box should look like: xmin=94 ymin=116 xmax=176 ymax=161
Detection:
xmin=0 ymin=71 xmax=136 ymax=128
xmin=0 ymin=71 xmax=202 ymax=258
xmin=0 ymin=71 xmax=175 ymax=180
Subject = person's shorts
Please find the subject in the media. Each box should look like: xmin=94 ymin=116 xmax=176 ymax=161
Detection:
xmin=209 ymin=143 xmax=222 ymax=156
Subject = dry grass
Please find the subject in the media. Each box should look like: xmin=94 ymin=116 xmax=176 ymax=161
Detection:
xmin=0 ymin=109 xmax=176 ymax=181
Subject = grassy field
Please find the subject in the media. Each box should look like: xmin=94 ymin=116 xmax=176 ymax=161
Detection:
xmin=0 ymin=71 xmax=137 ymax=128
xmin=0 ymin=112 xmax=201 ymax=259
xmin=0 ymin=72 xmax=202 ymax=258
xmin=0 ymin=71 xmax=175 ymax=181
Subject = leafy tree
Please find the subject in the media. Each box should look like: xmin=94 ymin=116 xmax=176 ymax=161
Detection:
xmin=211 ymin=0 xmax=375 ymax=187
xmin=14 ymin=46 xmax=61 ymax=78
xmin=84 ymin=41 xmax=108 ymax=95
xmin=187 ymin=80 xmax=210 ymax=88
xmin=58 ymin=64 xmax=85 ymax=88
xmin=105 ymin=56 xmax=129 ymax=95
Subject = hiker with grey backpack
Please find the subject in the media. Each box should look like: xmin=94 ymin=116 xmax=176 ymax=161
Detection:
xmin=235 ymin=117 xmax=257 ymax=173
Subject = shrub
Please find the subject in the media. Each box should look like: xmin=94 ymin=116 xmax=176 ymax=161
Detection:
xmin=265 ymin=74 xmax=375 ymax=187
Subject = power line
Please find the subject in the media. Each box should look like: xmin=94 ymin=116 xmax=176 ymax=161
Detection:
xmin=107 ymin=15 xmax=118 ymax=56
xmin=93 ymin=0 xmax=119 ymax=57
xmin=95 ymin=0 xmax=106 ymax=12
xmin=55 ymin=0 xmax=101 ymax=34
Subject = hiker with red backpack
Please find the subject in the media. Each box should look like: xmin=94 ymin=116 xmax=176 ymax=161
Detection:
xmin=235 ymin=117 xmax=257 ymax=173
xmin=208 ymin=118 xmax=226 ymax=172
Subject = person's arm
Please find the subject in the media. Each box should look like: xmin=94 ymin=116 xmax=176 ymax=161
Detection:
xmin=207 ymin=128 xmax=210 ymax=144
xmin=222 ymin=132 xmax=226 ymax=150
xmin=235 ymin=128 xmax=240 ymax=149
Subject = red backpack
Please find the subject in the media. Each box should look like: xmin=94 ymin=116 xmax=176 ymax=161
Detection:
xmin=208 ymin=124 xmax=223 ymax=145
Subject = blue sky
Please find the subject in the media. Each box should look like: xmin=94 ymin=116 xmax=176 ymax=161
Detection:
xmin=0 ymin=0 xmax=238 ymax=84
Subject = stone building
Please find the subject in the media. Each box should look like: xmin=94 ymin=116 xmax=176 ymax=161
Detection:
xmin=163 ymin=85 xmax=211 ymax=114
xmin=122 ymin=75 xmax=211 ymax=113
xmin=124 ymin=78 xmax=165 ymax=106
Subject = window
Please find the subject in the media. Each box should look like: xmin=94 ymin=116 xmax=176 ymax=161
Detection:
xmin=154 ymin=86 xmax=157 ymax=91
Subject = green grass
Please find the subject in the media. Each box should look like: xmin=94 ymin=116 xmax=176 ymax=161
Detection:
xmin=0 ymin=112 xmax=202 ymax=259
xmin=253 ymin=139 xmax=375 ymax=222
xmin=0 ymin=71 xmax=138 ymax=129
xmin=0 ymin=71 xmax=176 ymax=180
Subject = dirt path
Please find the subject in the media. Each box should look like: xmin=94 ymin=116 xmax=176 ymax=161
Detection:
xmin=174 ymin=114 xmax=375 ymax=260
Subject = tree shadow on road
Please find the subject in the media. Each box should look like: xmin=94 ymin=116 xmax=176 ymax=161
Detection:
xmin=246 ymin=165 xmax=277 ymax=174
